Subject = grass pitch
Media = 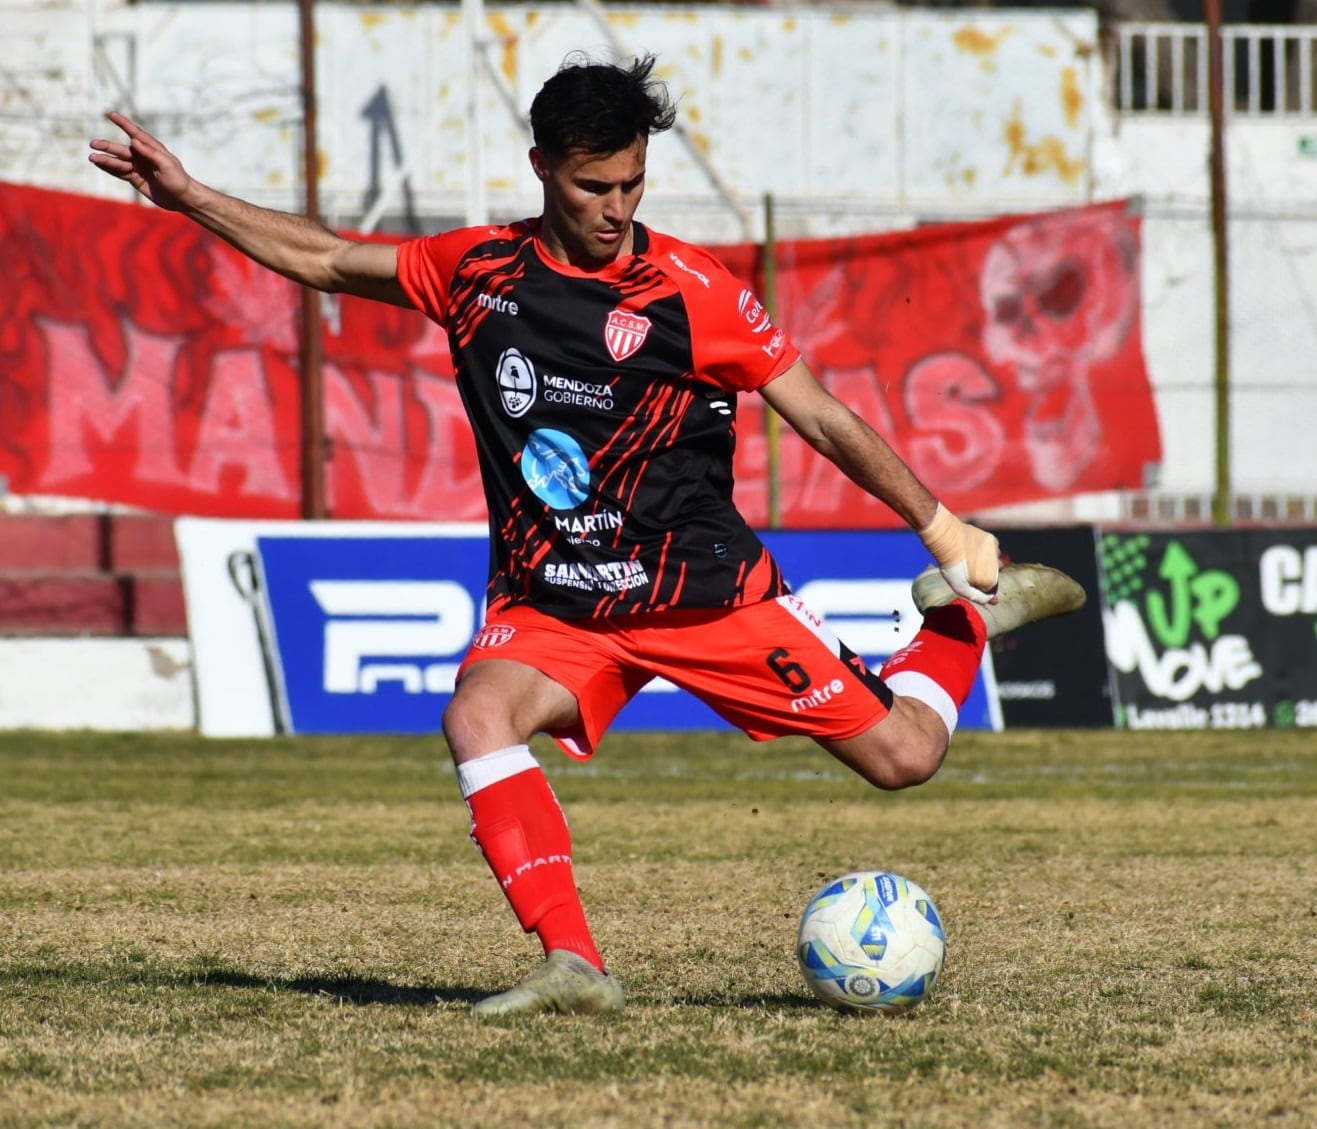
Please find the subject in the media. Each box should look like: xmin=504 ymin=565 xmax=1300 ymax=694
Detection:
xmin=0 ymin=727 xmax=1314 ymax=1127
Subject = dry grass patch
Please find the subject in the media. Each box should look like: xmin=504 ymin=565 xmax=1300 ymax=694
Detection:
xmin=0 ymin=728 xmax=1313 ymax=1127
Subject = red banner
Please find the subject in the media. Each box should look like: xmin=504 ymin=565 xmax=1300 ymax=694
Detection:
xmin=721 ymin=201 xmax=1160 ymax=526
xmin=0 ymin=183 xmax=1158 ymax=526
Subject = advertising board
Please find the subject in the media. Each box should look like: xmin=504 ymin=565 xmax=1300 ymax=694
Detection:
xmin=178 ymin=520 xmax=1000 ymax=737
xmin=987 ymin=526 xmax=1113 ymax=728
xmin=1100 ymin=528 xmax=1317 ymax=729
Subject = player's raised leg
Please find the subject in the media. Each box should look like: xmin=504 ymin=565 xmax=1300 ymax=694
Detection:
xmin=823 ymin=563 xmax=1085 ymax=790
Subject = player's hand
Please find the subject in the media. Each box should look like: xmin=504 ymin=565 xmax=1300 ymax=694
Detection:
xmin=918 ymin=504 xmax=1000 ymax=605
xmin=88 ymin=112 xmax=195 ymax=212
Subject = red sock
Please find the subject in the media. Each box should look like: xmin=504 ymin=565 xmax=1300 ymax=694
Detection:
xmin=459 ymin=747 xmax=604 ymax=971
xmin=881 ymin=601 xmax=987 ymax=734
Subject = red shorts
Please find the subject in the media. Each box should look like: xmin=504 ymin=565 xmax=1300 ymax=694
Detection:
xmin=457 ymin=596 xmax=892 ymax=759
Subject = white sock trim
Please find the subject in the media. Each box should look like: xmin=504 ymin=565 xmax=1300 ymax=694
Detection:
xmin=456 ymin=744 xmax=539 ymax=800
xmin=884 ymin=671 xmax=959 ymax=738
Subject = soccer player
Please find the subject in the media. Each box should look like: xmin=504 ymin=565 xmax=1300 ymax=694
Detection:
xmin=89 ymin=54 xmax=1085 ymax=1017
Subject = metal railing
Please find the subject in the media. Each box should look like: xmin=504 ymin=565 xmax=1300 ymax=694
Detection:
xmin=1114 ymin=22 xmax=1317 ymax=116
xmin=1118 ymin=491 xmax=1317 ymax=526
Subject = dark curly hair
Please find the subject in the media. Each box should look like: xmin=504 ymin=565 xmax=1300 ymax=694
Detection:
xmin=529 ymin=53 xmax=678 ymax=160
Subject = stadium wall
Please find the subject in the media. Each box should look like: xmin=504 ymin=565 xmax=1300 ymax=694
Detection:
xmin=3 ymin=1 xmax=1316 ymax=511
xmin=0 ymin=637 xmax=193 ymax=730
xmin=0 ymin=512 xmax=193 ymax=730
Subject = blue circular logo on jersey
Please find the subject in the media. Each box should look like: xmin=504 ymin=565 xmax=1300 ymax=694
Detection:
xmin=520 ymin=428 xmax=591 ymax=510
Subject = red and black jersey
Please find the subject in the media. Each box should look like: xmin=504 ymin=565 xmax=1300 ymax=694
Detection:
xmin=396 ymin=219 xmax=801 ymax=618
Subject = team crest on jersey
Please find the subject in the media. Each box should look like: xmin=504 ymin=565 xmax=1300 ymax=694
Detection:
xmin=472 ymin=624 xmax=516 ymax=649
xmin=604 ymin=309 xmax=651 ymax=363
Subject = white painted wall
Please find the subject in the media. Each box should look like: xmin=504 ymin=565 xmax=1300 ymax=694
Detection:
xmin=0 ymin=639 xmax=195 ymax=729
xmin=5 ymin=0 xmax=1315 ymax=511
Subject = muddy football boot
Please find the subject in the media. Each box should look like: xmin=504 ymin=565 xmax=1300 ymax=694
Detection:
xmin=472 ymin=950 xmax=626 ymax=1018
xmin=912 ymin=562 xmax=1086 ymax=640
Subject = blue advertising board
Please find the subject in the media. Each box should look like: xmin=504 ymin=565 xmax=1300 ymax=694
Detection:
xmin=249 ymin=530 xmax=998 ymax=735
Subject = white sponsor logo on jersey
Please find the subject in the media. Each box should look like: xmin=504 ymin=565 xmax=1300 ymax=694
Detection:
xmin=737 ymin=289 xmax=773 ymax=334
xmin=496 ymin=347 xmax=537 ymax=417
xmin=791 ymin=678 xmax=847 ymax=714
xmin=543 ymin=373 xmax=616 ymax=411
xmin=544 ymin=559 xmax=651 ymax=593
xmin=668 ymin=252 xmax=711 ymax=288
xmin=477 ymin=290 xmax=520 ymax=316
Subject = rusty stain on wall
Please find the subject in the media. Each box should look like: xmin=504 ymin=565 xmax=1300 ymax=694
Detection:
xmin=952 ymin=24 xmax=1013 ymax=73
xmin=1002 ymin=100 xmax=1084 ymax=182
xmin=1060 ymin=66 xmax=1083 ymax=129
xmin=939 ymin=149 xmax=980 ymax=191
xmin=487 ymin=15 xmax=518 ymax=79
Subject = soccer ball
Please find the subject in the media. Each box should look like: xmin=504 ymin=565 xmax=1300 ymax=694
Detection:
xmin=797 ymin=870 xmax=946 ymax=1014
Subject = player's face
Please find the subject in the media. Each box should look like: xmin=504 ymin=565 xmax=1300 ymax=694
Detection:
xmin=531 ymin=138 xmax=647 ymax=268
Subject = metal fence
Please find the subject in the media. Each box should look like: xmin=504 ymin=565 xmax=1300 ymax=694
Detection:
xmin=1114 ymin=22 xmax=1317 ymax=116
xmin=1117 ymin=491 xmax=1317 ymax=526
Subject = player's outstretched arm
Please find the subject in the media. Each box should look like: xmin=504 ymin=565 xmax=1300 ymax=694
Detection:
xmin=760 ymin=360 xmax=999 ymax=603
xmin=88 ymin=111 xmax=411 ymax=308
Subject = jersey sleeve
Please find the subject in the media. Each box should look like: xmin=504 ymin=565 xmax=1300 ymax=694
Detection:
xmin=396 ymin=226 xmax=503 ymax=325
xmin=665 ymin=242 xmax=801 ymax=393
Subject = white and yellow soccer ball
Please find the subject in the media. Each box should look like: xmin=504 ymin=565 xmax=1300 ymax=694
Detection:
xmin=797 ymin=870 xmax=946 ymax=1014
